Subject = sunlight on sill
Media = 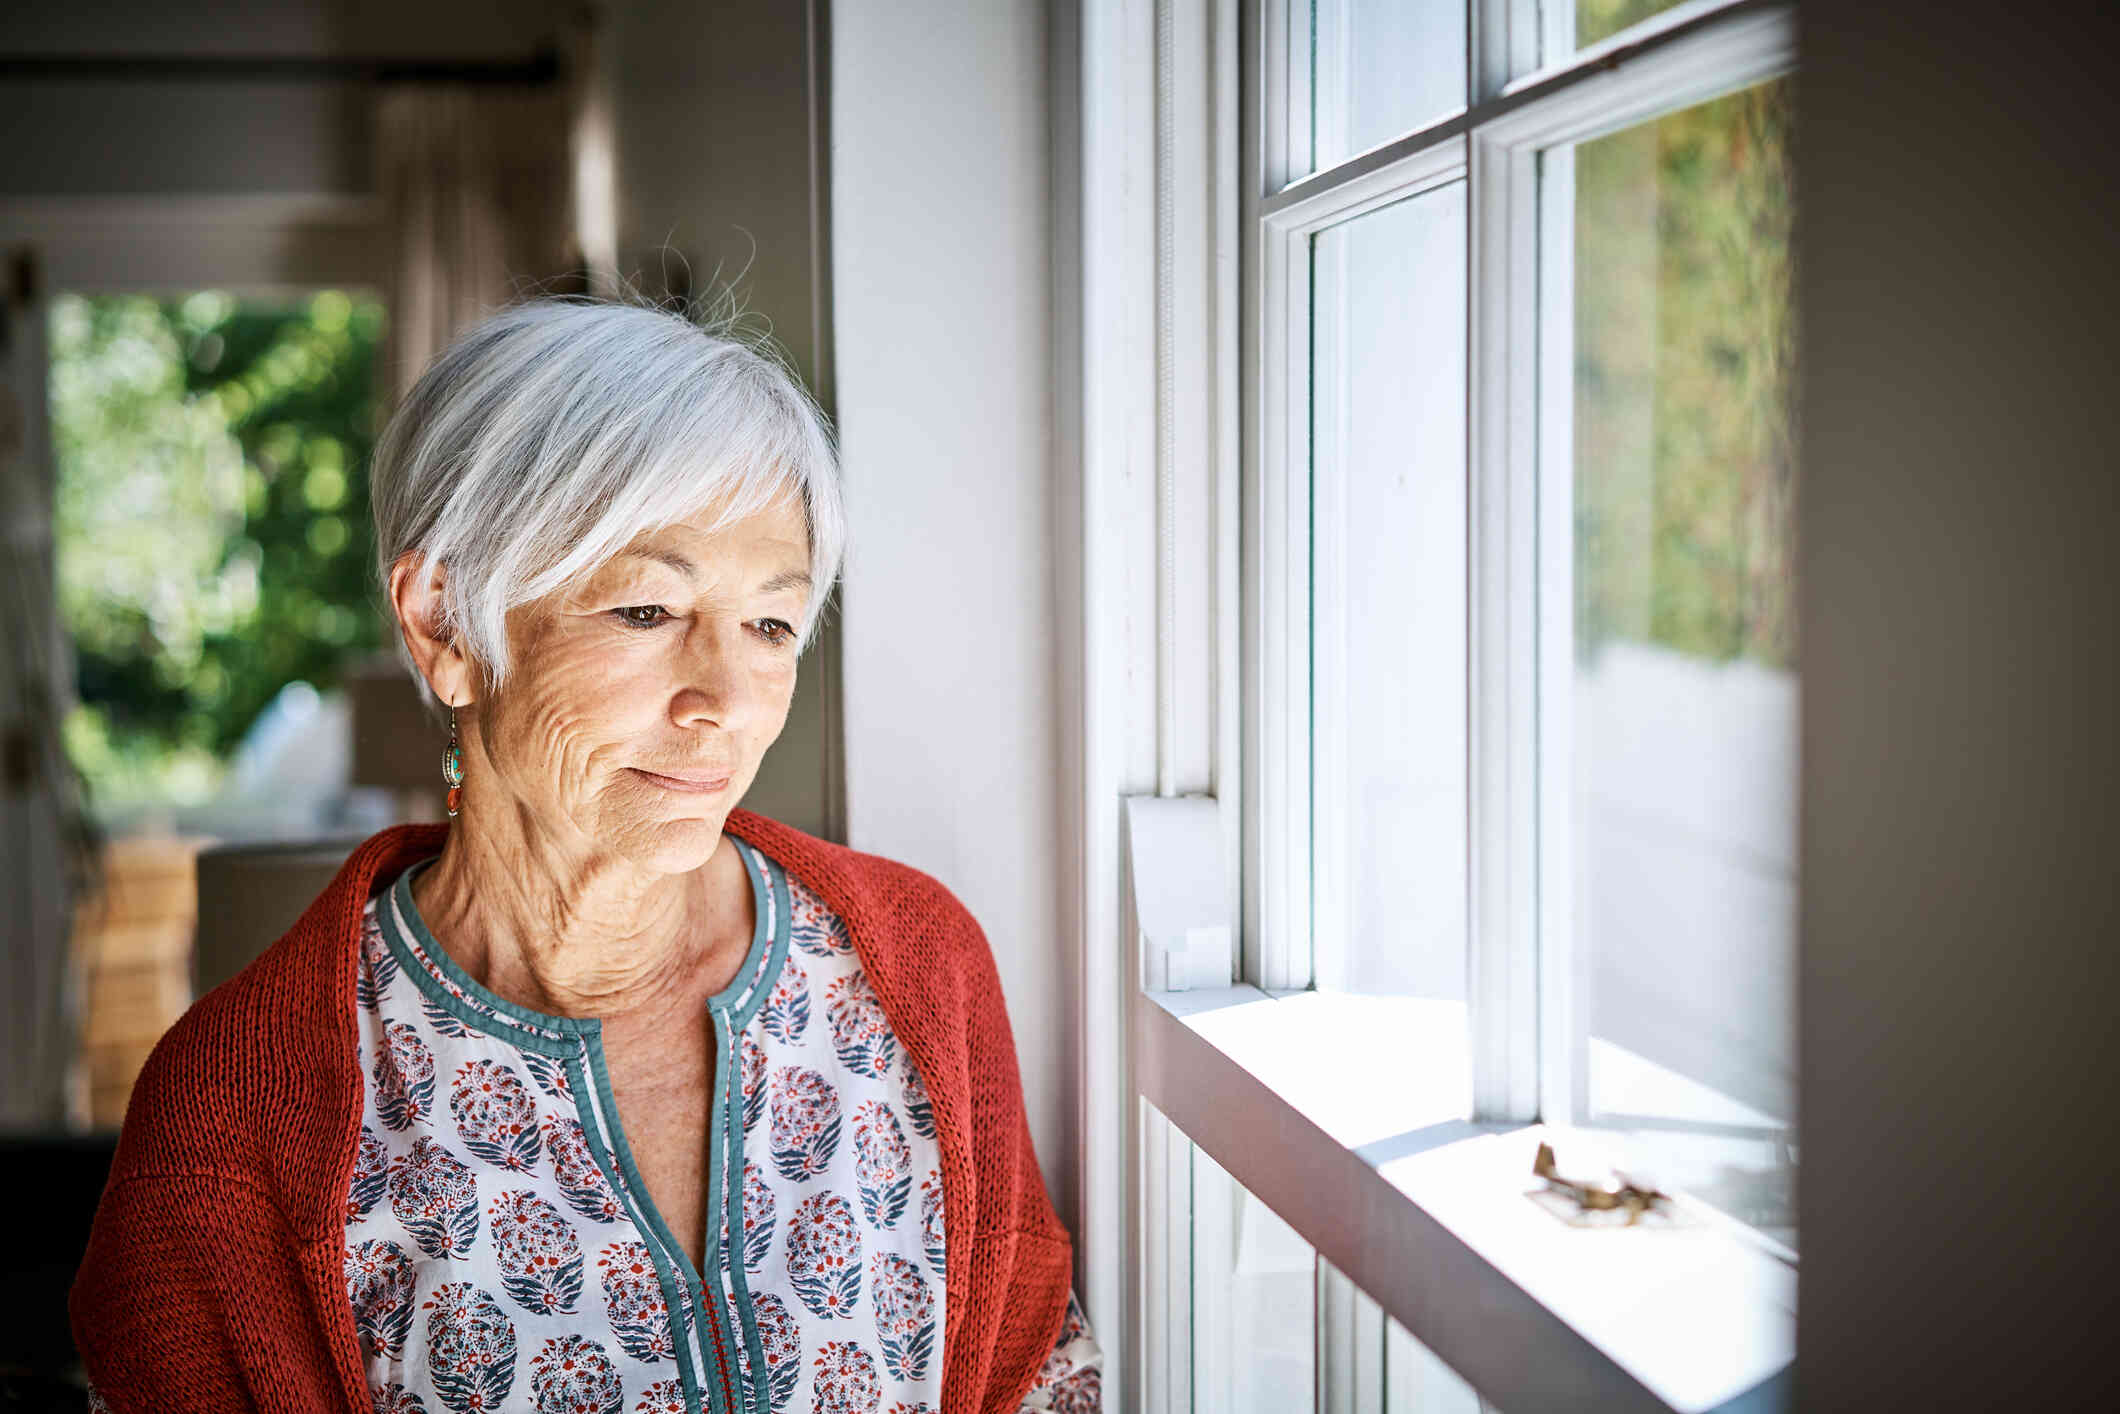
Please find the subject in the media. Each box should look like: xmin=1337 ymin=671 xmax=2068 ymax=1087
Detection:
xmin=1171 ymin=989 xmax=1473 ymax=1151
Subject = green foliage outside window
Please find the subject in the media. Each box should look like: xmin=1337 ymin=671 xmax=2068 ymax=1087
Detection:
xmin=50 ymin=289 xmax=389 ymax=808
xmin=1573 ymin=77 xmax=1797 ymax=671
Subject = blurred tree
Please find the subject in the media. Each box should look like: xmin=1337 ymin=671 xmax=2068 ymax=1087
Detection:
xmin=49 ymin=289 xmax=388 ymax=807
xmin=1573 ymin=76 xmax=1797 ymax=671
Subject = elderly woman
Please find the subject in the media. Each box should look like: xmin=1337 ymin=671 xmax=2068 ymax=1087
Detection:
xmin=70 ymin=298 xmax=1101 ymax=1414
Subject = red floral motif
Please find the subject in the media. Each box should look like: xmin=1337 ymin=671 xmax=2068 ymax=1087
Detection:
xmin=596 ymin=1240 xmax=673 ymax=1363
xmin=528 ymin=1334 xmax=622 ymax=1414
xmin=543 ymin=1113 xmax=624 ymax=1225
xmin=851 ymin=1100 xmax=911 ymax=1228
xmin=810 ymin=1341 xmax=881 ymax=1414
xmin=825 ymin=970 xmax=897 ymax=1078
xmin=786 ymin=1191 xmax=863 ymax=1320
xmin=769 ymin=1065 xmax=844 ymax=1182
xmin=448 ymin=1058 xmax=542 ymax=1171
xmin=487 ymin=1188 xmax=584 ymax=1316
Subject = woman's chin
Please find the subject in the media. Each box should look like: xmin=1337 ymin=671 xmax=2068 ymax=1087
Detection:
xmin=613 ymin=812 xmax=728 ymax=871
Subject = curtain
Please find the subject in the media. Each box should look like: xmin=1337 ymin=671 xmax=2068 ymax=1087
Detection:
xmin=376 ymin=82 xmax=580 ymax=406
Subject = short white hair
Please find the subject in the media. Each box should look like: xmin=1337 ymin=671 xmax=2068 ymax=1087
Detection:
xmin=370 ymin=296 xmax=844 ymax=715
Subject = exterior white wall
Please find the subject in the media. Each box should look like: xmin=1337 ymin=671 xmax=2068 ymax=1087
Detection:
xmin=830 ymin=1 xmax=1075 ymax=1235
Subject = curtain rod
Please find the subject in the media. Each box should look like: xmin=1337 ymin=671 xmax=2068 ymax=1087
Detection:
xmin=0 ymin=47 xmax=561 ymax=84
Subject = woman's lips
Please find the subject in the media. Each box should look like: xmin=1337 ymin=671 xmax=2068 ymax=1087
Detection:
xmin=631 ymin=767 xmax=732 ymax=794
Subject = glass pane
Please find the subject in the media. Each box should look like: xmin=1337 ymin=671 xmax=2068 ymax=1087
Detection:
xmin=1308 ymin=0 xmax=1466 ymax=172
xmin=1311 ymin=181 xmax=1468 ymax=1003
xmin=1566 ymin=78 xmax=1798 ymax=1246
xmin=1192 ymin=1143 xmax=1317 ymax=1410
xmin=1387 ymin=1315 xmax=1484 ymax=1414
xmin=1573 ymin=0 xmax=1690 ymax=52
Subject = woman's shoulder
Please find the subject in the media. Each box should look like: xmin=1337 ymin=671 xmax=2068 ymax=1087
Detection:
xmin=727 ymin=806 xmax=983 ymax=938
xmin=105 ymin=824 xmax=440 ymax=1229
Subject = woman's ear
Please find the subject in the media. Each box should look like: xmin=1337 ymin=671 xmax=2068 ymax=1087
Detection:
xmin=387 ymin=551 xmax=475 ymax=709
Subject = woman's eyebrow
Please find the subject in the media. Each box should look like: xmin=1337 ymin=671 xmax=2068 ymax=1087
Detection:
xmin=617 ymin=551 xmax=810 ymax=596
xmin=618 ymin=548 xmax=700 ymax=583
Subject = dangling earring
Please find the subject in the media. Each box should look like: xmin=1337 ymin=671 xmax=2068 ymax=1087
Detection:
xmin=443 ymin=701 xmax=465 ymax=817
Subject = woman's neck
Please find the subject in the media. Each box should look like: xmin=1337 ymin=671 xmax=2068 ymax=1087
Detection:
xmin=407 ymin=822 xmax=755 ymax=1024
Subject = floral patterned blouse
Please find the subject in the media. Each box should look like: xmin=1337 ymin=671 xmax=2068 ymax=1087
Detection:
xmin=332 ymin=837 xmax=1102 ymax=1414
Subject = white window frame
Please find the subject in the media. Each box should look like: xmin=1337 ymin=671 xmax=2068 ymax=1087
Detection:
xmin=1070 ymin=1 xmax=1798 ymax=1411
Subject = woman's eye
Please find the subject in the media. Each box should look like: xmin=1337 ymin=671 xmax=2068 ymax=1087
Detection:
xmin=755 ymin=618 xmax=797 ymax=647
xmin=613 ymin=605 xmax=671 ymax=629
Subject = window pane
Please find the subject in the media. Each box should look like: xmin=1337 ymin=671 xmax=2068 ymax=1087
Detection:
xmin=1566 ymin=77 xmax=1797 ymax=1246
xmin=1387 ymin=1315 xmax=1484 ymax=1414
xmin=1308 ymin=0 xmax=1465 ymax=173
xmin=1311 ymin=181 xmax=1468 ymax=1002
xmin=1572 ymin=0 xmax=1690 ymax=52
xmin=1192 ymin=1142 xmax=1317 ymax=1411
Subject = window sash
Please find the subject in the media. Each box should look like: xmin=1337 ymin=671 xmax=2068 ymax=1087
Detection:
xmin=1097 ymin=0 xmax=1800 ymax=1407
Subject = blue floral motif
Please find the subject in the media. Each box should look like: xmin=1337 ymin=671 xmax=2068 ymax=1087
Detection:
xmin=632 ymin=1379 xmax=686 ymax=1414
xmin=851 ymin=1101 xmax=911 ymax=1229
xmin=487 ymin=1189 xmax=584 ymax=1317
xmin=372 ymin=1383 xmax=429 ymax=1414
xmin=523 ymin=1051 xmax=573 ymax=1102
xmin=870 ymin=1253 xmax=937 ymax=1382
xmin=753 ymin=1292 xmax=802 ymax=1413
xmin=346 ymin=1125 xmax=389 ymax=1223
xmin=543 ymin=1113 xmax=624 ymax=1224
xmin=762 ymin=955 xmax=811 ymax=1043
xmin=373 ymin=1019 xmax=435 ymax=1131
xmin=388 ymin=1136 xmax=479 ymax=1260
xmin=742 ymin=1032 xmax=768 ymax=1136
xmin=422 ymin=1282 xmax=517 ymax=1414
xmin=422 ymin=990 xmax=472 ymax=1038
xmin=345 ymin=1237 xmax=417 ymax=1360
xmin=449 ymin=1057 xmax=542 ymax=1172
xmin=358 ymin=914 xmax=398 ymax=1009
xmin=826 ymin=970 xmax=897 ymax=1079
xmin=787 ymin=1191 xmax=863 ymax=1320
xmin=809 ymin=1341 xmax=880 ymax=1414
xmin=791 ymin=886 xmax=854 ymax=959
xmin=597 ymin=1240 xmax=674 ymax=1363
xmin=743 ymin=1159 xmax=777 ymax=1273
xmin=529 ymin=1334 xmax=623 ymax=1414
xmin=770 ymin=1065 xmax=843 ymax=1183
xmin=919 ymin=1172 xmax=946 ymax=1278
xmin=900 ymin=1059 xmax=935 ymax=1142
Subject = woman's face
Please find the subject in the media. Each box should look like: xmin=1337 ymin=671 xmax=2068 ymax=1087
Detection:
xmin=470 ymin=493 xmax=812 ymax=876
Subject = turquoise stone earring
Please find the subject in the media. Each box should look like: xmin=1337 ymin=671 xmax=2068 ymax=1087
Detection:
xmin=443 ymin=701 xmax=464 ymax=817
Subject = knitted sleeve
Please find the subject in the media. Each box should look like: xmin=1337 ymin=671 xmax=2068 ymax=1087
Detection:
xmin=69 ymin=1169 xmax=353 ymax=1411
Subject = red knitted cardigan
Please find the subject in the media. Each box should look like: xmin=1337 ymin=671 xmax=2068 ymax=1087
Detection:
xmin=69 ymin=809 xmax=1074 ymax=1413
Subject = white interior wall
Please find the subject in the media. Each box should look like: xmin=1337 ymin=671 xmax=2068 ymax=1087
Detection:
xmin=829 ymin=0 xmax=1078 ymax=1240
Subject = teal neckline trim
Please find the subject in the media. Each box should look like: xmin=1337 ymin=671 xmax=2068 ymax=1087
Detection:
xmin=564 ymin=1051 xmax=706 ymax=1407
xmin=374 ymin=841 xmax=794 ymax=1414
xmin=378 ymin=841 xmax=787 ymax=1052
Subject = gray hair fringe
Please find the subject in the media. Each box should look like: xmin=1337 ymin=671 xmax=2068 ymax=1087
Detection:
xmin=368 ymin=293 xmax=845 ymax=718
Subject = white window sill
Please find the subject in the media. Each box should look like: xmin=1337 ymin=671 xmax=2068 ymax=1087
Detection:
xmin=1135 ymin=985 xmax=1794 ymax=1414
